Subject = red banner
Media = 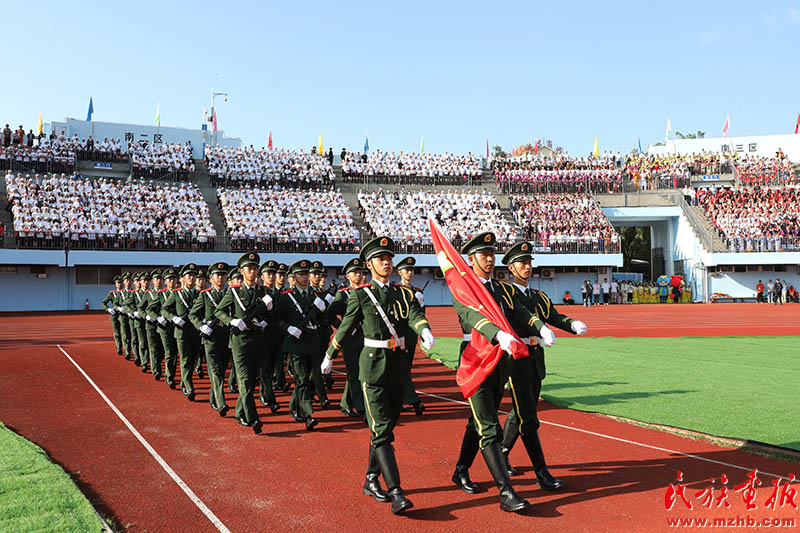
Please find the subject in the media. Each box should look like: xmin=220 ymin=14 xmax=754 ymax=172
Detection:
xmin=428 ymin=218 xmax=528 ymax=398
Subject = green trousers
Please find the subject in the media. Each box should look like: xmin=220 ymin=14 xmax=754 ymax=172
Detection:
xmin=289 ymin=352 xmax=314 ymax=419
xmin=231 ymin=345 xmax=259 ymax=424
xmin=505 ymin=346 xmax=542 ymax=435
xmin=120 ymin=316 xmax=132 ymax=357
xmin=146 ymin=324 xmax=164 ymax=375
xmin=402 ymin=339 xmax=421 ymax=405
xmin=339 ymin=341 xmax=365 ymax=413
xmin=129 ymin=319 xmax=141 ymax=364
xmin=111 ymin=317 xmax=122 ymax=354
xmin=135 ymin=322 xmax=149 ymax=367
xmin=204 ymin=340 xmax=231 ymax=411
xmin=159 ymin=328 xmax=178 ymax=381
xmin=257 ymin=342 xmax=279 ymax=405
xmin=310 ymin=338 xmax=328 ymax=403
xmin=272 ymin=352 xmax=287 ymax=390
xmin=177 ymin=334 xmax=202 ymax=395
xmin=362 ymin=381 xmax=404 ymax=448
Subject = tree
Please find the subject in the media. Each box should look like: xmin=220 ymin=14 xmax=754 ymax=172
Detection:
xmin=674 ymin=130 xmax=706 ymax=139
xmin=492 ymin=145 xmax=506 ymax=158
xmin=618 ymin=226 xmax=652 ymax=279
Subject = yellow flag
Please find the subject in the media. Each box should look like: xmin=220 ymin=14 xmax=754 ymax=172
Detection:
xmin=37 ymin=111 xmax=43 ymax=135
xmin=593 ymin=135 xmax=599 ymax=158
xmin=318 ymin=133 xmax=323 ymax=155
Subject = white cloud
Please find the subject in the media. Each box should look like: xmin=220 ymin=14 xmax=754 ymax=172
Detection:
xmin=699 ymin=30 xmax=721 ymax=44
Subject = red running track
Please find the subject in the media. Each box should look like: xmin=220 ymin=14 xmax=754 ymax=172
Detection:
xmin=0 ymin=306 xmax=798 ymax=532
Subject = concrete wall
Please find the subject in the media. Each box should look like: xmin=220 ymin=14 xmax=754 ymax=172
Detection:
xmin=707 ymin=267 xmax=799 ymax=299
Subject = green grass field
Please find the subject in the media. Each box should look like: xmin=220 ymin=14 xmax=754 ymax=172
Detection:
xmin=0 ymin=422 xmax=104 ymax=533
xmin=425 ymin=336 xmax=800 ymax=451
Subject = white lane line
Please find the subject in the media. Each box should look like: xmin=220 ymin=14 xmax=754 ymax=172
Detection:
xmin=56 ymin=345 xmax=231 ymax=533
xmin=407 ymin=381 xmax=794 ymax=481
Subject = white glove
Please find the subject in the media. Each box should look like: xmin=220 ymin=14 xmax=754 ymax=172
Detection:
xmin=261 ymin=294 xmax=273 ymax=311
xmin=116 ymin=306 xmax=124 ymax=312
xmin=539 ymin=325 xmax=556 ymax=347
xmin=325 ymin=293 xmax=335 ymax=304
xmin=146 ymin=315 xmax=154 ymax=322
xmin=495 ymin=330 xmax=518 ymax=354
xmin=230 ymin=318 xmax=247 ymax=331
xmin=571 ymin=320 xmax=587 ymax=336
xmin=415 ymin=291 xmax=425 ymax=307
xmin=172 ymin=316 xmax=185 ymax=327
xmin=257 ymin=320 xmax=268 ymax=329
xmin=420 ymin=328 xmax=435 ymax=350
xmin=157 ymin=316 xmax=167 ymax=326
xmin=287 ymin=326 xmax=302 ymax=339
xmin=200 ymin=324 xmax=213 ymax=336
xmin=107 ymin=308 xmax=116 ymax=315
xmin=134 ymin=311 xmax=141 ymax=319
xmin=313 ymin=296 xmax=326 ymax=312
xmin=320 ymin=356 xmax=333 ymax=374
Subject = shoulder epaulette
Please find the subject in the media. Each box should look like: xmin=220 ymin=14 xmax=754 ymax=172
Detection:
xmin=338 ymin=287 xmax=350 ymax=292
xmin=200 ymin=288 xmax=212 ymax=293
xmin=158 ymin=288 xmax=167 ymax=293
xmin=281 ymin=289 xmax=291 ymax=294
xmin=229 ymin=284 xmax=242 ymax=289
xmin=172 ymin=288 xmax=182 ymax=292
xmin=145 ymin=289 xmax=152 ymax=292
xmin=414 ymin=286 xmax=423 ymax=292
xmin=356 ymin=283 xmax=371 ymax=289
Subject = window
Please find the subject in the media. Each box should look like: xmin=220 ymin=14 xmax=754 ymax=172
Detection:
xmin=75 ymin=266 xmax=122 ymax=285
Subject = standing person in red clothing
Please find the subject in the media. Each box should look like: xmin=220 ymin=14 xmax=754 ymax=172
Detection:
xmin=756 ymin=280 xmax=764 ymax=303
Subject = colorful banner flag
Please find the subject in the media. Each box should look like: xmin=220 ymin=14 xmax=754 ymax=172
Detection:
xmin=318 ymin=133 xmax=323 ymax=155
xmin=212 ymin=108 xmax=217 ymax=133
xmin=593 ymin=135 xmax=599 ymax=158
xmin=795 ymin=112 xmax=800 ymax=135
xmin=155 ymin=104 xmax=161 ymax=128
xmin=364 ymin=136 xmax=369 ymax=153
xmin=665 ymin=117 xmax=671 ymax=143
xmin=86 ymin=97 xmax=94 ymax=122
xmin=533 ymin=139 xmax=539 ymax=154
xmin=485 ymin=137 xmax=489 ymax=159
xmin=722 ymin=114 xmax=730 ymax=137
xmin=37 ymin=112 xmax=43 ymax=135
xmin=268 ymin=131 xmax=273 ymax=150
xmin=420 ymin=136 xmax=425 ymax=154
xmin=428 ymin=217 xmax=529 ymax=399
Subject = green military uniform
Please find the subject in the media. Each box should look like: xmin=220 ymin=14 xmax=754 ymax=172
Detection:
xmin=101 ymin=276 xmax=123 ymax=355
xmin=162 ymin=263 xmax=202 ymax=401
xmin=326 ymin=237 xmax=431 ymax=515
xmin=325 ymin=257 xmax=366 ymax=416
xmin=194 ymin=268 xmax=208 ymax=377
xmin=122 ymin=274 xmax=143 ymax=367
xmin=395 ymin=256 xmax=426 ymax=415
xmin=272 ymin=263 xmax=290 ymax=393
xmin=190 ymin=262 xmax=231 ymax=416
xmin=215 ymin=253 xmax=269 ymax=434
xmin=134 ymin=272 xmax=152 ymax=373
xmin=226 ymin=267 xmax=243 ymax=393
xmin=144 ymin=269 xmax=166 ymax=380
xmin=155 ymin=268 xmax=179 ymax=388
xmin=310 ymin=261 xmax=331 ymax=407
xmin=500 ymin=241 xmax=579 ymax=490
xmin=274 ymin=259 xmax=325 ymax=430
xmin=118 ymin=272 xmax=134 ymax=359
xmin=255 ymin=260 xmax=282 ymax=412
xmin=450 ymin=232 xmax=546 ymax=513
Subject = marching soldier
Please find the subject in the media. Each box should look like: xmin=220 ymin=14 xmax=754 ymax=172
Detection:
xmin=225 ymin=267 xmax=243 ymax=394
xmin=135 ymin=272 xmax=152 ymax=374
xmin=500 ymin=242 xmax=586 ymax=489
xmin=189 ymin=262 xmax=231 ymax=416
xmin=155 ymin=268 xmax=180 ymax=388
xmin=323 ymin=237 xmax=435 ymax=514
xmin=122 ymin=273 xmax=143 ymax=368
xmin=309 ymin=260 xmax=332 ymax=407
xmin=118 ymin=271 xmax=134 ymax=360
xmin=194 ymin=267 xmax=208 ymax=379
xmin=273 ymin=259 xmax=327 ymax=430
xmin=256 ymin=260 xmax=282 ymax=413
xmin=449 ymin=232 xmax=555 ymax=513
xmin=144 ymin=269 xmax=165 ymax=380
xmin=101 ymin=276 xmax=124 ymax=355
xmin=272 ymin=263 xmax=290 ymax=394
xmin=395 ymin=256 xmax=426 ymax=416
xmin=324 ymin=257 xmax=366 ymax=417
xmin=162 ymin=264 xmax=202 ymax=402
xmin=215 ymin=253 xmax=271 ymax=434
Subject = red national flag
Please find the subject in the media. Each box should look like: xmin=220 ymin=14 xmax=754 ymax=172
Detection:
xmin=212 ymin=108 xmax=218 ymax=133
xmin=485 ymin=137 xmax=489 ymax=159
xmin=533 ymin=139 xmax=539 ymax=154
xmin=428 ymin=218 xmax=529 ymax=399
xmin=268 ymin=131 xmax=273 ymax=150
xmin=795 ymin=112 xmax=800 ymax=134
xmin=722 ymin=114 xmax=730 ymax=137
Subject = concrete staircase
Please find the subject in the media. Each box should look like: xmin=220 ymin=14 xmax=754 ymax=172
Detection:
xmin=193 ymin=159 xmax=230 ymax=252
xmin=686 ymin=204 xmax=729 ymax=252
xmin=0 ymin=175 xmax=15 ymax=247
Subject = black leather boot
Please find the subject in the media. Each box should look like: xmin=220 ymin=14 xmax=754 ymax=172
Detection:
xmin=481 ymin=442 xmax=531 ymax=513
xmin=502 ymin=417 xmax=520 ymax=476
xmin=451 ymin=427 xmax=482 ymax=493
xmin=373 ymin=445 xmax=413 ymax=514
xmin=521 ymin=431 xmax=564 ymax=490
xmin=363 ymin=447 xmax=390 ymax=502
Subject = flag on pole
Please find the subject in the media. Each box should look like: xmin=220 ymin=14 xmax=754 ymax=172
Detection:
xmin=364 ymin=136 xmax=369 ymax=153
xmin=212 ymin=108 xmax=217 ymax=133
xmin=318 ymin=133 xmax=323 ymax=155
xmin=429 ymin=218 xmax=529 ymax=399
xmin=485 ymin=137 xmax=489 ymax=159
xmin=593 ymin=136 xmax=599 ymax=158
xmin=86 ymin=97 xmax=94 ymax=121
xmin=665 ymin=118 xmax=671 ymax=143
xmin=533 ymin=139 xmax=539 ymax=154
xmin=722 ymin=114 xmax=730 ymax=137
xmin=638 ymin=137 xmax=643 ymax=154
xmin=268 ymin=131 xmax=273 ymax=150
xmin=795 ymin=112 xmax=800 ymax=134
xmin=155 ymin=104 xmax=161 ymax=127
xmin=37 ymin=112 xmax=43 ymax=135
xmin=420 ymin=136 xmax=425 ymax=154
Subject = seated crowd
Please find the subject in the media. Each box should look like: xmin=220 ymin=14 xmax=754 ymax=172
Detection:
xmin=734 ymin=154 xmax=795 ymax=186
xmin=510 ymin=194 xmax=620 ymax=253
xmin=492 ymin=152 xmax=622 ymax=171
xmin=217 ymin=187 xmax=358 ymax=252
xmin=205 ymin=145 xmax=334 ymax=190
xmin=358 ymin=188 xmax=517 ymax=253
xmin=1 ymin=128 xmax=77 ymax=174
xmin=5 ymin=171 xmax=215 ymax=250
xmin=130 ymin=141 xmax=194 ymax=181
xmin=495 ymin=168 xmax=624 ymax=194
xmin=341 ymin=149 xmax=482 ymax=185
xmin=696 ymin=186 xmax=800 ymax=252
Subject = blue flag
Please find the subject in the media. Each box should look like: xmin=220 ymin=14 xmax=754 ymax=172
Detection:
xmin=638 ymin=137 xmax=643 ymax=154
xmin=364 ymin=136 xmax=369 ymax=153
xmin=86 ymin=98 xmax=94 ymax=121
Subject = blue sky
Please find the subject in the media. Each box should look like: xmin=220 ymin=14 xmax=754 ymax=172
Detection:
xmin=2 ymin=1 xmax=799 ymax=156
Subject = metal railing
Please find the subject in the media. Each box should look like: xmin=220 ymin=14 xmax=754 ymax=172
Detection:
xmin=343 ymin=172 xmax=487 ymax=188
xmin=725 ymin=235 xmax=800 ymax=253
xmin=0 ymin=155 xmax=77 ymax=175
xmin=12 ymin=232 xmax=217 ymax=252
xmin=678 ymin=196 xmax=714 ymax=253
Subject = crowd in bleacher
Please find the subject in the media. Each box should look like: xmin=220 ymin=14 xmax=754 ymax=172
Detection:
xmin=342 ymin=150 xmax=482 ymax=185
xmin=1 ymin=126 xmax=77 ymax=174
xmin=358 ymin=188 xmax=517 ymax=253
xmin=510 ymin=193 xmax=620 ymax=253
xmin=492 ymin=153 xmax=624 ymax=193
xmin=205 ymin=145 xmax=335 ymax=189
xmin=217 ymin=187 xmax=358 ymax=251
xmin=130 ymin=141 xmax=194 ymax=181
xmin=696 ymin=186 xmax=800 ymax=252
xmin=734 ymin=153 xmax=795 ymax=186
xmin=492 ymin=152 xmax=622 ymax=171
xmin=4 ymin=171 xmax=215 ymax=250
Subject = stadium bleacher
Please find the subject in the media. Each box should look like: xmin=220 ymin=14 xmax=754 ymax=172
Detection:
xmin=130 ymin=141 xmax=194 ymax=181
xmin=342 ymin=150 xmax=482 ymax=185
xmin=205 ymin=145 xmax=334 ymax=189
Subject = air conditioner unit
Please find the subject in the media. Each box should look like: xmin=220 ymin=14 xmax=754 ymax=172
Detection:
xmin=496 ymin=271 xmax=506 ymax=280
xmin=434 ymin=269 xmax=444 ymax=280
xmin=541 ymin=268 xmax=555 ymax=279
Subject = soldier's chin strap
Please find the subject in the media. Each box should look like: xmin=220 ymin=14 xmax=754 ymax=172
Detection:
xmin=470 ymin=253 xmax=493 ymax=277
xmin=509 ymin=263 xmax=530 ymax=283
